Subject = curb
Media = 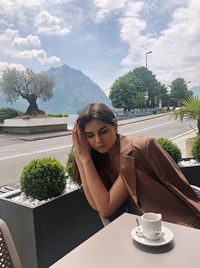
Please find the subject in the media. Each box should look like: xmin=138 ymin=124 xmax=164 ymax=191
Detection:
xmin=20 ymin=131 xmax=71 ymax=141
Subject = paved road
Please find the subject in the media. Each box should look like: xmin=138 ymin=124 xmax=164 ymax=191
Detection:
xmin=0 ymin=114 xmax=196 ymax=187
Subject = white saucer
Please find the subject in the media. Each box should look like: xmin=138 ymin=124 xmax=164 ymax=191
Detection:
xmin=131 ymin=226 xmax=173 ymax=247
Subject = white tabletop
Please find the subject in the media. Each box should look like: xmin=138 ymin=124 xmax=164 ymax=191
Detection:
xmin=50 ymin=213 xmax=200 ymax=268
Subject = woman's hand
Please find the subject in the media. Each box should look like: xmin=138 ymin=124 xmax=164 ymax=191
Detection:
xmin=72 ymin=122 xmax=91 ymax=162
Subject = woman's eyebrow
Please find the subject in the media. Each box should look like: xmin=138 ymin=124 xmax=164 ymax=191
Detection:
xmin=85 ymin=125 xmax=108 ymax=134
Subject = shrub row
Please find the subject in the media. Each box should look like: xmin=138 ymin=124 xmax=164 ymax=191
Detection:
xmin=0 ymin=107 xmax=23 ymax=123
xmin=192 ymin=135 xmax=200 ymax=161
xmin=47 ymin=113 xmax=68 ymax=117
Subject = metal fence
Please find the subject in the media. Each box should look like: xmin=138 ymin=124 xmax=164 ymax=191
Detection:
xmin=114 ymin=108 xmax=159 ymax=120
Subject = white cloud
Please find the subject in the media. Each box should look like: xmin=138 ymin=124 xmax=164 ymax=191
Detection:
xmin=119 ymin=2 xmax=148 ymax=66
xmin=14 ymin=49 xmax=61 ymax=65
xmin=12 ymin=34 xmax=41 ymax=48
xmin=0 ymin=0 xmax=46 ymax=18
xmin=35 ymin=11 xmax=71 ymax=35
xmin=0 ymin=29 xmax=41 ymax=52
xmin=0 ymin=29 xmax=18 ymax=47
xmin=0 ymin=29 xmax=60 ymax=65
xmin=94 ymin=0 xmax=127 ymax=9
xmin=93 ymin=0 xmax=128 ymax=22
xmin=119 ymin=0 xmax=200 ymax=86
xmin=0 ymin=0 xmax=16 ymax=17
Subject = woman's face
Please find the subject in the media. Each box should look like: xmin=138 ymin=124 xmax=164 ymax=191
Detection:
xmin=83 ymin=119 xmax=117 ymax=153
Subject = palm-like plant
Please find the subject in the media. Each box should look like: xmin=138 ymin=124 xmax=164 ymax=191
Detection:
xmin=173 ymin=96 xmax=200 ymax=134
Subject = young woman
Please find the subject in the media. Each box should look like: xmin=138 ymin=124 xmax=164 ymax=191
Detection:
xmin=72 ymin=102 xmax=200 ymax=228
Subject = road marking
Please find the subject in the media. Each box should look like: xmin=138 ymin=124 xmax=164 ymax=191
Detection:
xmin=123 ymin=121 xmax=173 ymax=135
xmin=170 ymin=129 xmax=197 ymax=140
xmin=0 ymin=144 xmax=72 ymax=161
xmin=0 ymin=124 xmax=196 ymax=162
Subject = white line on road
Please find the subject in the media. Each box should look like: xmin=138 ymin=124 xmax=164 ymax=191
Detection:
xmin=123 ymin=121 xmax=173 ymax=135
xmin=0 ymin=144 xmax=72 ymax=161
xmin=170 ymin=129 xmax=196 ymax=140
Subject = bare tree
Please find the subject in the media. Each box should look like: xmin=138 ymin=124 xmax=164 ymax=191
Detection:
xmin=1 ymin=67 xmax=55 ymax=115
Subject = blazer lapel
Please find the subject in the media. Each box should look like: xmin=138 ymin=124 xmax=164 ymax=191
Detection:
xmin=121 ymin=154 xmax=138 ymax=206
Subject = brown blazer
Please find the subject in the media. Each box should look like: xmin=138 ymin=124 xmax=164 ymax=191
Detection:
xmin=119 ymin=135 xmax=200 ymax=228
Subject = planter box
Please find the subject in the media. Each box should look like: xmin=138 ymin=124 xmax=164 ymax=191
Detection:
xmin=179 ymin=158 xmax=200 ymax=187
xmin=0 ymin=189 xmax=103 ymax=268
xmin=2 ymin=118 xmax=68 ymax=133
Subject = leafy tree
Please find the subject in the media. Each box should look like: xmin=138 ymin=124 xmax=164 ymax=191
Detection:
xmin=133 ymin=91 xmax=146 ymax=109
xmin=169 ymin=78 xmax=193 ymax=107
xmin=133 ymin=67 xmax=159 ymax=107
xmin=109 ymin=67 xmax=169 ymax=110
xmin=156 ymin=82 xmax=169 ymax=108
xmin=1 ymin=68 xmax=55 ymax=115
xmin=109 ymin=72 xmax=143 ymax=111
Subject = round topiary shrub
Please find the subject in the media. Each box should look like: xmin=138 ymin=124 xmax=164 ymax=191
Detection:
xmin=20 ymin=157 xmax=66 ymax=200
xmin=156 ymin=137 xmax=182 ymax=163
xmin=192 ymin=135 xmax=200 ymax=161
xmin=66 ymin=150 xmax=75 ymax=179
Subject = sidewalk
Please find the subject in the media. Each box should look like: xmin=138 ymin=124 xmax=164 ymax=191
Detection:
xmin=170 ymin=129 xmax=197 ymax=158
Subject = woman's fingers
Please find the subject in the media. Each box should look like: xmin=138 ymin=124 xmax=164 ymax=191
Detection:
xmin=72 ymin=122 xmax=91 ymax=160
xmin=72 ymin=126 xmax=79 ymax=149
xmin=76 ymin=122 xmax=83 ymax=141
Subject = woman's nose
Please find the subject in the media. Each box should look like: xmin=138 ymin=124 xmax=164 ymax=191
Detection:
xmin=95 ymin=134 xmax=102 ymax=143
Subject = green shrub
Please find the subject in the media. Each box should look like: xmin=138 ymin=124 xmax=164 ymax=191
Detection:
xmin=20 ymin=157 xmax=66 ymax=200
xmin=192 ymin=135 xmax=200 ymax=161
xmin=66 ymin=150 xmax=75 ymax=178
xmin=156 ymin=137 xmax=182 ymax=163
xmin=0 ymin=107 xmax=23 ymax=123
xmin=47 ymin=113 xmax=68 ymax=117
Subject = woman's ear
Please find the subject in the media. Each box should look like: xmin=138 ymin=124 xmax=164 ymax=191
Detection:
xmin=114 ymin=122 xmax=118 ymax=134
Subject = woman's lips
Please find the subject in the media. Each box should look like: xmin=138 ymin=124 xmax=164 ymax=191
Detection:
xmin=96 ymin=145 xmax=107 ymax=150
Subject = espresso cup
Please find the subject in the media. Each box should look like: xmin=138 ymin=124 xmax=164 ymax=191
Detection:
xmin=139 ymin=212 xmax=163 ymax=241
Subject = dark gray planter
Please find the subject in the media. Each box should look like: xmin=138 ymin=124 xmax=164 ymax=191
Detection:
xmin=179 ymin=158 xmax=200 ymax=187
xmin=0 ymin=188 xmax=103 ymax=268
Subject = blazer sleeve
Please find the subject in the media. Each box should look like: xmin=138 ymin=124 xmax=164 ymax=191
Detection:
xmin=144 ymin=138 xmax=200 ymax=214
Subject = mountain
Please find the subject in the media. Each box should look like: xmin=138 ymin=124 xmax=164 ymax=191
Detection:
xmin=192 ymin=86 xmax=200 ymax=98
xmin=0 ymin=64 xmax=111 ymax=114
xmin=43 ymin=64 xmax=111 ymax=114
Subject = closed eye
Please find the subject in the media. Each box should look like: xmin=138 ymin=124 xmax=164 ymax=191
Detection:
xmin=84 ymin=126 xmax=109 ymax=139
xmin=85 ymin=133 xmax=94 ymax=138
xmin=99 ymin=128 xmax=108 ymax=134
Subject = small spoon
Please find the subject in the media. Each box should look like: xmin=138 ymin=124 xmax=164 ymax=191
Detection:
xmin=136 ymin=218 xmax=140 ymax=228
xmin=136 ymin=218 xmax=143 ymax=237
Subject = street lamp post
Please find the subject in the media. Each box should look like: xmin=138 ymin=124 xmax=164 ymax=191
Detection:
xmin=145 ymin=51 xmax=152 ymax=68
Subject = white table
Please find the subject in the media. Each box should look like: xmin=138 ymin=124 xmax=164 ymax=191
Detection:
xmin=50 ymin=213 xmax=200 ymax=268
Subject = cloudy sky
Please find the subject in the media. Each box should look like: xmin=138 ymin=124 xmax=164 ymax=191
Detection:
xmin=0 ymin=0 xmax=199 ymax=95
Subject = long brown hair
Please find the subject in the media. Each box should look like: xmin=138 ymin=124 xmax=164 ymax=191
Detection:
xmin=71 ymin=102 xmax=117 ymax=185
